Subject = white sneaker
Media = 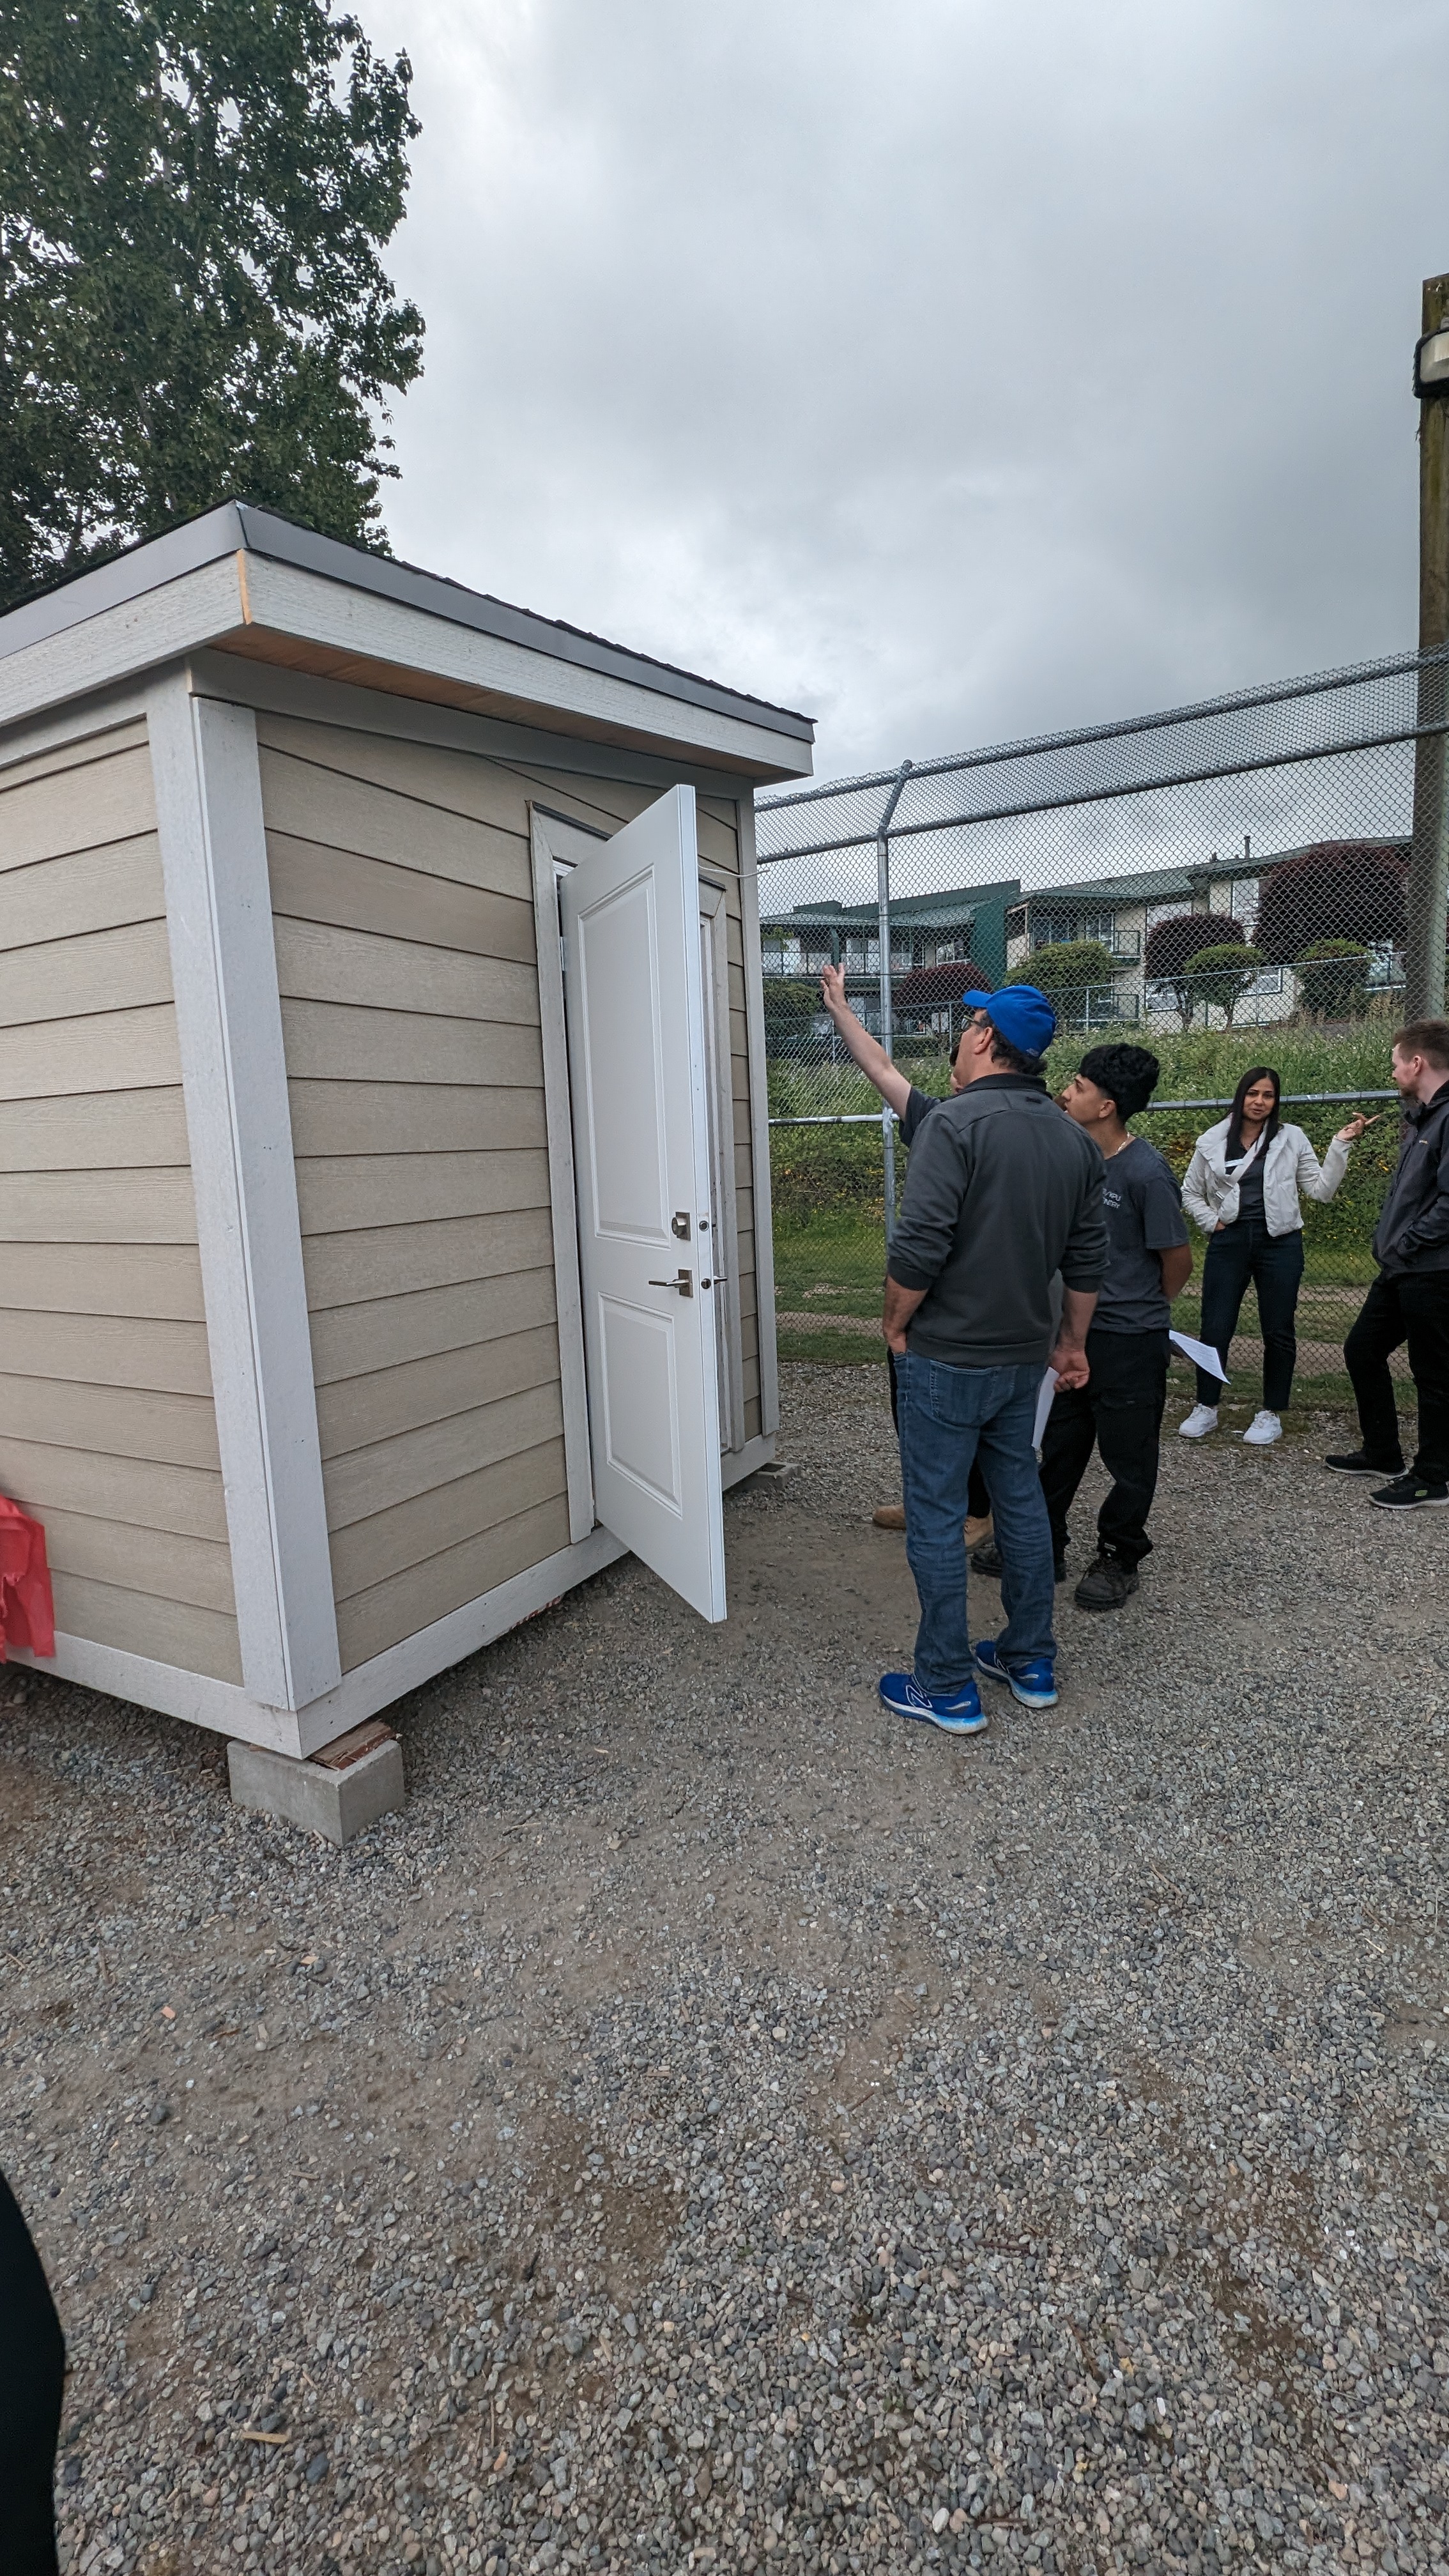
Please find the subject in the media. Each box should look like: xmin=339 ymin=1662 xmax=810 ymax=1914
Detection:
xmin=1179 ymin=1404 xmax=1219 ymax=1440
xmin=1243 ymin=1410 xmax=1282 ymax=1446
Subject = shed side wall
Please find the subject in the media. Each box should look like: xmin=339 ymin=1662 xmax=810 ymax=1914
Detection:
xmin=0 ymin=717 xmax=241 ymax=1681
xmin=259 ymin=717 xmax=766 ymax=1670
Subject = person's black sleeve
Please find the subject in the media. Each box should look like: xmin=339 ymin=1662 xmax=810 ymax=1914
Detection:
xmin=1061 ymin=1156 xmax=1108 ymax=1291
xmin=887 ymin=1111 xmax=969 ymax=1291
xmin=899 ymin=1087 xmax=939 ymax=1147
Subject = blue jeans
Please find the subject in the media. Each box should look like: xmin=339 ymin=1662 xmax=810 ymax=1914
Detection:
xmin=894 ymin=1348 xmax=1057 ymax=1694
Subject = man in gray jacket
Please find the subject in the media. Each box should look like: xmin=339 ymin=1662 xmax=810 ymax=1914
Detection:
xmin=878 ymin=986 xmax=1107 ymax=1736
xmin=1330 ymin=1017 xmax=1449 ymax=1509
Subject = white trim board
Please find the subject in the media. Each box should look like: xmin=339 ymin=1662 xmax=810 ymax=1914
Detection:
xmin=0 ymin=678 xmax=151 ymax=776
xmin=528 ymin=804 xmax=601 ymax=1544
xmin=736 ymin=793 xmax=781 ymax=1436
xmin=10 ymin=1453 xmax=773 ymax=1755
xmin=189 ymin=652 xmax=778 ymax=800
xmin=147 ymin=674 xmax=341 ymax=1712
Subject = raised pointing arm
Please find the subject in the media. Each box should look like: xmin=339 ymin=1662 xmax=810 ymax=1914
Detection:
xmin=820 ymin=965 xmax=913 ymax=1120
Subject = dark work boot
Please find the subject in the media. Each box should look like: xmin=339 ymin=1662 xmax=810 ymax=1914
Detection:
xmin=1074 ymin=1552 xmax=1140 ymax=1612
xmin=970 ymin=1536 xmax=1066 ymax=1583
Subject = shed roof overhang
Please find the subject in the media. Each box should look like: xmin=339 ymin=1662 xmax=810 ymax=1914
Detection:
xmin=0 ymin=502 xmax=816 ymax=783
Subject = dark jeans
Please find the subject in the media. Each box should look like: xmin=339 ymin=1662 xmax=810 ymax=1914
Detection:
xmin=894 ymin=1348 xmax=1056 ymax=1692
xmin=0 ymin=2170 xmax=64 ymax=2575
xmin=888 ymin=1346 xmax=990 ymax=1519
xmin=1345 ymin=1271 xmax=1449 ymax=1481
xmin=1039 ymin=1325 xmax=1169 ymax=1568
xmin=1197 ymin=1217 xmax=1305 ymax=1411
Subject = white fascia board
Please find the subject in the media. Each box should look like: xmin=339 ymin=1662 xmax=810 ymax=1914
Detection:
xmin=736 ymin=796 xmax=781 ymax=1434
xmin=0 ymin=556 xmax=246 ymax=733
xmin=240 ymin=555 xmax=814 ymax=778
xmin=148 ymin=673 xmax=342 ymax=1712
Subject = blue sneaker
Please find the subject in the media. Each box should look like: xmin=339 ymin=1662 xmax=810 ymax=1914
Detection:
xmin=878 ymin=1671 xmax=988 ymax=1736
xmin=972 ymin=1639 xmax=1058 ymax=1708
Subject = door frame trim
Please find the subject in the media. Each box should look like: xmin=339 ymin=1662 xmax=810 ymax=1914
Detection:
xmin=529 ymin=803 xmax=606 ymax=1543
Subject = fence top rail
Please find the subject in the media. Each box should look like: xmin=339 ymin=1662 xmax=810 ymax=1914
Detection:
xmin=756 ymin=641 xmax=1449 ymax=825
xmin=767 ymin=1087 xmax=1402 ymax=1126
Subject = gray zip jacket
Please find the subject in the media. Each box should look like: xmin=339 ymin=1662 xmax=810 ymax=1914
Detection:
xmin=1372 ymin=1078 xmax=1449 ymax=1276
xmin=889 ymin=1073 xmax=1107 ymax=1367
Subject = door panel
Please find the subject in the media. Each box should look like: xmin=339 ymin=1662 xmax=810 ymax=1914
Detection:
xmin=561 ymin=788 xmax=725 ymax=1622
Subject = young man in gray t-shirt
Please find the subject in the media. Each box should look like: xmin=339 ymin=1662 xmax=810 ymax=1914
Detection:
xmin=1038 ymin=1043 xmax=1192 ymax=1609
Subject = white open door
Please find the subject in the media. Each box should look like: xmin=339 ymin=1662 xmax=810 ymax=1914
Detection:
xmin=560 ymin=787 xmax=726 ymax=1622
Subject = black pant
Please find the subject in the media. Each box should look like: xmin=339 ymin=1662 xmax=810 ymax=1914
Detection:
xmin=1196 ymin=1217 xmax=1305 ymax=1411
xmin=1038 ymin=1325 xmax=1169 ymax=1568
xmin=888 ymin=1346 xmax=990 ymax=1519
xmin=1345 ymin=1271 xmax=1449 ymax=1482
xmin=0 ymin=2171 xmax=64 ymax=2575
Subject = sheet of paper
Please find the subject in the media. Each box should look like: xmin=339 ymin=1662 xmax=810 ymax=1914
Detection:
xmin=1032 ymin=1367 xmax=1060 ymax=1448
xmin=1169 ymin=1328 xmax=1229 ymax=1383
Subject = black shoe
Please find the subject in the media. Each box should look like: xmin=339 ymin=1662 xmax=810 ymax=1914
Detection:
xmin=1368 ymin=1473 xmax=1449 ymax=1512
xmin=1074 ymin=1552 xmax=1140 ymax=1611
xmin=969 ymin=1537 xmax=1066 ymax=1582
xmin=1324 ymin=1449 xmax=1404 ymax=1477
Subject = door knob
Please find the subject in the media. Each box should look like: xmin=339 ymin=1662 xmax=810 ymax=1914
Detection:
xmin=647 ymin=1270 xmax=694 ymax=1297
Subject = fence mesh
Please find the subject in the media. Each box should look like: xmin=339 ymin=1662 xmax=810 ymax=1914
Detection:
xmin=755 ymin=647 xmax=1449 ymax=1397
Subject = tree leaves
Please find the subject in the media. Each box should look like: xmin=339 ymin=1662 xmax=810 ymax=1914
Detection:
xmin=0 ymin=0 xmax=425 ymax=608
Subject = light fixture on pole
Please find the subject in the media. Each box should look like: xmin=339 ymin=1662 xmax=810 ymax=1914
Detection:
xmin=1413 ymin=321 xmax=1449 ymax=398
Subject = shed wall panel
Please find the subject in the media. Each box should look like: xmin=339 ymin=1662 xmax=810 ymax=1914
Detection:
xmin=0 ymin=718 xmax=238 ymax=1680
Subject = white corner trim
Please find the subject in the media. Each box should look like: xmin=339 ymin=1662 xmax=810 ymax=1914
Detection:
xmin=721 ymin=1430 xmax=778 ymax=1489
xmin=529 ymin=805 xmax=604 ymax=1544
xmin=146 ymin=674 xmax=341 ymax=1711
xmin=736 ymin=793 xmax=781 ymax=1436
xmin=294 ymin=1527 xmax=627 ymax=1753
xmin=5 ymin=1632 xmax=303 ymax=1757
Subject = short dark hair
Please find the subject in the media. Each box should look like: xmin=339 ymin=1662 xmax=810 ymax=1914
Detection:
xmin=1393 ymin=1017 xmax=1449 ymax=1071
xmin=987 ymin=1027 xmax=1046 ymax=1078
xmin=1078 ymin=1043 xmax=1161 ymax=1121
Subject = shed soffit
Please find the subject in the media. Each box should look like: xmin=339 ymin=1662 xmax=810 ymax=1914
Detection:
xmin=0 ymin=498 xmax=815 ymax=751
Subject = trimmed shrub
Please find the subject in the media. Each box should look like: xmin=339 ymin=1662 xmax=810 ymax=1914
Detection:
xmin=1145 ymin=912 xmax=1248 ymax=1028
xmin=1008 ymin=939 xmax=1116 ymax=1027
xmin=1295 ymin=938 xmax=1372 ymax=1019
xmin=1182 ymin=942 xmax=1264 ymax=1027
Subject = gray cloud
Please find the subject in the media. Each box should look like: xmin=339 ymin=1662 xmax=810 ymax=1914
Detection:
xmin=363 ymin=0 xmax=1445 ymax=778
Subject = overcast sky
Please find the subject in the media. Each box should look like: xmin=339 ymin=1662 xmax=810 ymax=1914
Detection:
xmin=362 ymin=0 xmax=1445 ymax=783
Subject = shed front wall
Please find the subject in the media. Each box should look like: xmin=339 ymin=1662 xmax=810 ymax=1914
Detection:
xmin=0 ymin=716 xmax=241 ymax=1682
xmin=256 ymin=712 xmax=763 ymax=1677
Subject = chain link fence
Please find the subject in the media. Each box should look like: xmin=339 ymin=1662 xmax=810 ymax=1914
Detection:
xmin=755 ymin=646 xmax=1449 ymax=1397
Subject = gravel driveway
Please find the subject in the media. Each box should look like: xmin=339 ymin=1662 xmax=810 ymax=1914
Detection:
xmin=2 ymin=1364 xmax=1446 ymax=2576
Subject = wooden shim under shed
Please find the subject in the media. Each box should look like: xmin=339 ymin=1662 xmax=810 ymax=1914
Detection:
xmin=310 ymin=1717 xmax=395 ymax=1772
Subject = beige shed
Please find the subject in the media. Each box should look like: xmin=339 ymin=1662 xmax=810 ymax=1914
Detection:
xmin=0 ymin=505 xmax=812 ymax=1793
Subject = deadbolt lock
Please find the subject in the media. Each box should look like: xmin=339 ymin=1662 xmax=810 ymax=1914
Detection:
xmin=671 ymin=1211 xmax=691 ymax=1239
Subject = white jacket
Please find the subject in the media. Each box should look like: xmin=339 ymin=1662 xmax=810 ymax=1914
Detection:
xmin=1181 ymin=1117 xmax=1351 ymax=1238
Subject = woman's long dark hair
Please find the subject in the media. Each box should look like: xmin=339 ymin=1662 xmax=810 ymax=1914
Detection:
xmin=1227 ymin=1064 xmax=1282 ymax=1158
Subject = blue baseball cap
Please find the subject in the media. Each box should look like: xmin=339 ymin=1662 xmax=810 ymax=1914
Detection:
xmin=962 ymin=984 xmax=1057 ymax=1058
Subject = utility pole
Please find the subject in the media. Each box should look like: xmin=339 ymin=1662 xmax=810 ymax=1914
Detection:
xmin=1407 ymin=270 xmax=1449 ymax=1019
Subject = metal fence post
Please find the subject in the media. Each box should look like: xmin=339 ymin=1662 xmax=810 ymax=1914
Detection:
xmin=876 ymin=762 xmax=912 ymax=1242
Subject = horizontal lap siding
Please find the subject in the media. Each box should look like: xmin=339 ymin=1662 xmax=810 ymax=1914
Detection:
xmin=259 ymin=716 xmax=572 ymax=1672
xmin=0 ymin=721 xmax=240 ymax=1682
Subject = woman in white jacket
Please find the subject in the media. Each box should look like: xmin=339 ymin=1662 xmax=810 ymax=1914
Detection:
xmin=1179 ymin=1066 xmax=1373 ymax=1446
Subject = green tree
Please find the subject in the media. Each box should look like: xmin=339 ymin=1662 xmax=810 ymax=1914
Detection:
xmin=1294 ymin=939 xmax=1372 ymax=1020
xmin=1009 ymin=939 xmax=1117 ymax=1027
xmin=1183 ymin=942 xmax=1264 ymax=1028
xmin=0 ymin=0 xmax=424 ymax=608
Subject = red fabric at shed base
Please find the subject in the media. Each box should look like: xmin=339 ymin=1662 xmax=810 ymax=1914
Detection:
xmin=0 ymin=1498 xmax=55 ymax=1660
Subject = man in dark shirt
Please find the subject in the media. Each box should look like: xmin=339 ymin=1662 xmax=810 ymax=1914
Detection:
xmin=1034 ymin=1044 xmax=1192 ymax=1607
xmin=878 ymin=988 xmax=1107 ymax=1734
xmin=1331 ymin=1016 xmax=1449 ymax=1507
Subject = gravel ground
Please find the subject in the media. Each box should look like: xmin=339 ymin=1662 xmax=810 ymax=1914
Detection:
xmin=2 ymin=1363 xmax=1447 ymax=2576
